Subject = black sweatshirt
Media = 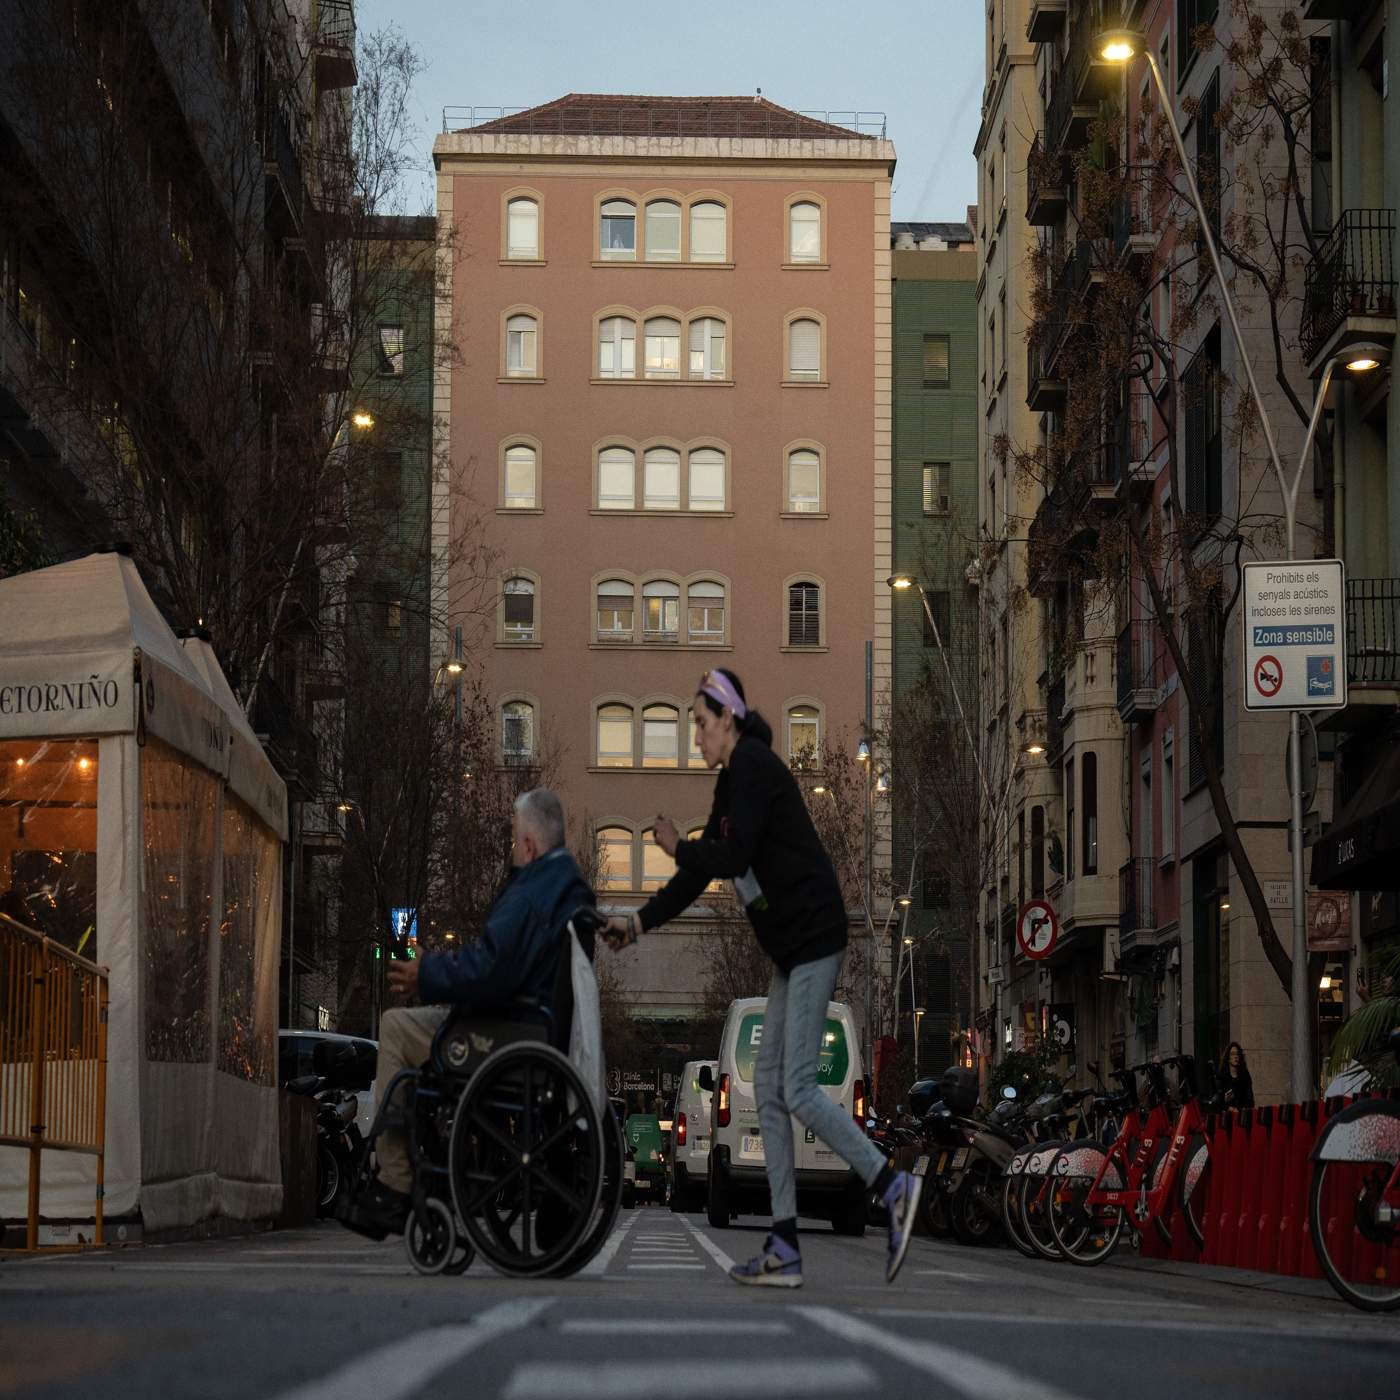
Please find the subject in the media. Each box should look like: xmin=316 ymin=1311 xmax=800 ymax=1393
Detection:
xmin=636 ymin=718 xmax=848 ymax=972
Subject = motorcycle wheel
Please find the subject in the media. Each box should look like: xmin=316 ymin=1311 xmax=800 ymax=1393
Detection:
xmin=950 ymin=1160 xmax=1002 ymax=1246
xmin=317 ymin=1143 xmax=348 ymax=1217
xmin=1002 ymin=1169 xmax=1037 ymax=1260
xmin=923 ymin=1182 xmax=952 ymax=1238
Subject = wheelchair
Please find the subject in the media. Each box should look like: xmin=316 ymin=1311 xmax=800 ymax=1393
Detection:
xmin=339 ymin=906 xmax=624 ymax=1278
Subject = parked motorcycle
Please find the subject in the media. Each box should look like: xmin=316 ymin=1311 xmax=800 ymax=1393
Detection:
xmin=287 ymin=1041 xmax=367 ymax=1217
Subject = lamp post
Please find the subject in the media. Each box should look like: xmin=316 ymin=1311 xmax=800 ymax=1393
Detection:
xmin=913 ymin=1006 xmax=926 ymax=1078
xmin=1098 ymin=27 xmax=1388 ymax=1101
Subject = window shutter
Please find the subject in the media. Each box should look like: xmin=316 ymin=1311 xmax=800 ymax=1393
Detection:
xmin=689 ymin=202 xmax=726 ymax=261
xmin=789 ymin=319 xmax=820 ymax=377
xmin=787 ymin=583 xmax=820 ymax=646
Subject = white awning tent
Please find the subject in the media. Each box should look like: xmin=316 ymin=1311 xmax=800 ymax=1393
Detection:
xmin=0 ymin=552 xmax=287 ymax=1233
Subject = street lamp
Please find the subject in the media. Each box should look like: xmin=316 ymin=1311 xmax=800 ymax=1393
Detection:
xmin=1098 ymin=33 xmax=1387 ymax=1101
xmin=913 ymin=1006 xmax=927 ymax=1078
xmin=351 ymin=410 xmax=375 ymax=430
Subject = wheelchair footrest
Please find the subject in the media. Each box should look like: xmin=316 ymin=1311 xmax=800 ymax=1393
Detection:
xmin=335 ymin=1192 xmax=391 ymax=1242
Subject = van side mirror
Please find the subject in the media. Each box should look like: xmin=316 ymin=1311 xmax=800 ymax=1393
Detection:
xmin=697 ymin=1066 xmax=714 ymax=1092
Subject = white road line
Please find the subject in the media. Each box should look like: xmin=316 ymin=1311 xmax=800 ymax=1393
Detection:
xmin=578 ymin=1208 xmax=639 ymax=1277
xmin=626 ymin=1263 xmax=706 ymax=1270
xmin=916 ymin=1268 xmax=992 ymax=1281
xmin=503 ymin=1358 xmax=876 ymax=1400
xmin=560 ymin=1319 xmax=791 ymax=1336
xmin=800 ymin=1307 xmax=1090 ymax=1400
xmin=678 ymin=1214 xmax=736 ymax=1273
xmin=267 ymin=1298 xmax=552 ymax=1400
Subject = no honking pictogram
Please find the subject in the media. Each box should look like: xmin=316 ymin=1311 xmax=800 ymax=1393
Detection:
xmin=1253 ymin=654 xmax=1283 ymax=699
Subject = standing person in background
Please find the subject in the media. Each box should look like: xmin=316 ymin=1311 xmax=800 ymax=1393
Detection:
xmin=1219 ymin=1042 xmax=1254 ymax=1111
xmin=604 ymin=668 xmax=921 ymax=1287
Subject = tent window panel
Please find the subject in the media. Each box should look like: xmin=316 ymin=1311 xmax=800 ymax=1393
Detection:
xmin=689 ymin=201 xmax=727 ymax=261
xmin=598 ymin=448 xmax=635 ymax=509
xmin=504 ymin=445 xmax=537 ymax=508
xmin=643 ymin=449 xmax=680 ymax=510
xmin=642 ymin=705 xmax=680 ymax=768
xmin=645 ymin=200 xmax=681 ymax=261
xmin=596 ymin=704 xmax=634 ymax=767
xmin=596 ymin=580 xmax=634 ymax=640
xmin=788 ymin=319 xmax=820 ymax=379
xmin=687 ymin=449 xmax=725 ymax=510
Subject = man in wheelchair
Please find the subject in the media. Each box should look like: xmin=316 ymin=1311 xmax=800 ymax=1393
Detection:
xmin=352 ymin=787 xmax=595 ymax=1238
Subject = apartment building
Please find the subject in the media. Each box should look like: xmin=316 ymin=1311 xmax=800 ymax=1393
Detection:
xmin=433 ymin=95 xmax=896 ymax=1042
xmin=889 ymin=220 xmax=979 ymax=1067
xmin=1305 ymin=1 xmax=1398 ymax=1065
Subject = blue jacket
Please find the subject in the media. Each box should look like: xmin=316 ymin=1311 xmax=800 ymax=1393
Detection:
xmin=416 ymin=848 xmax=593 ymax=1015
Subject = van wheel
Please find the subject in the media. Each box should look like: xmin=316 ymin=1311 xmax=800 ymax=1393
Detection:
xmin=669 ymin=1166 xmax=686 ymax=1213
xmin=831 ymin=1186 xmax=867 ymax=1237
xmin=706 ymin=1174 xmax=732 ymax=1229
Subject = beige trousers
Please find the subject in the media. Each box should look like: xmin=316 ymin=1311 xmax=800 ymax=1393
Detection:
xmin=372 ymin=1005 xmax=449 ymax=1192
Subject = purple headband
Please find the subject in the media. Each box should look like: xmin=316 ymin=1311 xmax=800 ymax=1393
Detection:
xmin=699 ymin=670 xmax=747 ymax=720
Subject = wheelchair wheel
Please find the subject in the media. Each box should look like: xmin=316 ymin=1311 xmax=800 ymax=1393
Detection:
xmin=449 ymin=1043 xmax=605 ymax=1278
xmin=551 ymin=1098 xmax=625 ymax=1277
xmin=442 ymin=1232 xmax=475 ymax=1276
xmin=404 ymin=1197 xmax=457 ymax=1276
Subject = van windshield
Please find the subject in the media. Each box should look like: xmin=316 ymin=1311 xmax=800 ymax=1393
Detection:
xmin=733 ymin=1013 xmax=849 ymax=1085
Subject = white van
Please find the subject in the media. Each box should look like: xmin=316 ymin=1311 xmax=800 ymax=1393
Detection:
xmin=668 ymin=1059 xmax=716 ymax=1212
xmin=700 ymin=997 xmax=868 ymax=1235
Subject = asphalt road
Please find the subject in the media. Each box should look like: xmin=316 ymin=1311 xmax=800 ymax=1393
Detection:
xmin=3 ymin=1209 xmax=1397 ymax=1400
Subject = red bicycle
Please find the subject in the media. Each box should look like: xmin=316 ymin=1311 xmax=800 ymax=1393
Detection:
xmin=1047 ymin=1056 xmax=1212 ymax=1265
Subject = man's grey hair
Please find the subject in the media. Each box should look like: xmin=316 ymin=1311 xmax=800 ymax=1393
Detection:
xmin=514 ymin=787 xmax=566 ymax=850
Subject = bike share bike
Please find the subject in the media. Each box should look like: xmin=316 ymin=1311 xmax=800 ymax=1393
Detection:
xmin=1307 ymin=1026 xmax=1400 ymax=1312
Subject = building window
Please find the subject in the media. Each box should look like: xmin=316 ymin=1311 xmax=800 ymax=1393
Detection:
xmin=644 ymin=200 xmax=681 ymax=261
xmin=596 ymin=580 xmax=634 ymax=641
xmin=1161 ymin=733 xmax=1175 ymax=862
xmin=642 ymin=705 xmax=680 ymax=768
xmin=787 ymin=581 xmax=821 ymax=647
xmin=506 ymin=197 xmax=538 ymax=259
xmin=788 ymin=317 xmax=821 ymax=380
xmin=644 ymin=317 xmax=681 ymax=378
xmin=687 ymin=448 xmax=725 ymax=510
xmin=921 ymin=590 xmax=952 ymax=647
xmin=596 ymin=704 xmax=634 ymax=766
xmin=642 ymin=832 xmax=677 ymax=890
xmin=1082 ymin=749 xmax=1098 ymax=875
xmin=688 ymin=317 xmax=726 ymax=379
xmin=922 ymin=333 xmax=950 ymax=387
xmin=687 ymin=580 xmax=725 ymax=643
xmin=787 ymin=705 xmax=820 ymax=765
xmin=643 ymin=448 xmax=680 ymax=509
xmin=503 ymin=577 xmax=535 ymax=642
xmin=1195 ymin=70 xmax=1221 ymax=242
xmin=377 ymin=323 xmax=405 ymax=377
xmin=503 ymin=444 xmax=537 ymax=508
xmin=598 ymin=316 xmax=636 ymax=377
xmin=598 ymin=446 xmax=636 ymax=510
xmin=687 ymin=722 xmax=704 ymax=769
xmin=373 ymin=450 xmax=402 ymax=509
xmin=505 ymin=314 xmax=537 ymax=376
xmin=1065 ymin=757 xmax=1076 ymax=881
xmin=923 ymin=461 xmax=951 ymax=515
xmin=502 ymin=701 xmax=534 ymax=765
xmin=1031 ymin=804 xmax=1045 ymax=897
xmin=1184 ymin=325 xmax=1222 ymax=520
xmin=642 ymin=581 xmax=680 ymax=642
xmin=600 ymin=199 xmax=636 ymax=259
xmin=598 ymin=826 xmax=633 ymax=889
xmin=789 ymin=200 xmax=821 ymax=262
xmin=689 ymin=201 xmax=727 ymax=262
xmin=385 ymin=598 xmax=402 ymax=634
xmin=787 ymin=448 xmax=821 ymax=512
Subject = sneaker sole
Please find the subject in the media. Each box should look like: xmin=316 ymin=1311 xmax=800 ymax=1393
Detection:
xmin=886 ymin=1175 xmax=923 ymax=1283
xmin=729 ymin=1270 xmax=803 ymax=1288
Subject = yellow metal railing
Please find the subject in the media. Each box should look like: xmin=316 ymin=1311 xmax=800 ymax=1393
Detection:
xmin=0 ymin=911 xmax=108 ymax=1251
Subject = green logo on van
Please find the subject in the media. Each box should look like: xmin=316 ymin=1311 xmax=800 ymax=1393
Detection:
xmin=734 ymin=1013 xmax=849 ymax=1084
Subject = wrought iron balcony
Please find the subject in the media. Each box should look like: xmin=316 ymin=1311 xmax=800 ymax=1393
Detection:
xmin=1027 ymin=134 xmax=1068 ymax=226
xmin=1046 ymin=54 xmax=1094 ymax=152
xmin=1027 ymin=0 xmax=1067 ymax=42
xmin=312 ymin=0 xmax=357 ymax=90
xmin=1119 ymin=857 xmax=1155 ymax=952
xmin=1346 ymin=578 xmax=1400 ymax=686
xmin=1300 ymin=209 xmax=1396 ymax=369
xmin=1116 ymin=619 xmax=1163 ymax=722
xmin=1108 ymin=389 xmax=1157 ymax=499
xmin=1068 ymin=1 xmax=1125 ymax=102
xmin=1112 ymin=165 xmax=1159 ymax=261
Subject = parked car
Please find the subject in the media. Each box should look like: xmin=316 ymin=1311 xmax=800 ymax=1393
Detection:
xmin=702 ymin=997 xmax=868 ymax=1235
xmin=623 ymin=1111 xmax=666 ymax=1203
xmin=278 ymin=1030 xmax=378 ymax=1137
xmin=668 ymin=1059 xmax=716 ymax=1212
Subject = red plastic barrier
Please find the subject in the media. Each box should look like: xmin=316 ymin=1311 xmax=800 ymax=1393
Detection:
xmin=1277 ymin=1100 xmax=1319 ymax=1276
xmin=1202 ymin=1113 xmax=1234 ymax=1266
xmin=1218 ymin=1110 xmax=1249 ymax=1267
xmin=1235 ymin=1106 xmax=1271 ymax=1270
xmin=1255 ymin=1103 xmax=1290 ymax=1274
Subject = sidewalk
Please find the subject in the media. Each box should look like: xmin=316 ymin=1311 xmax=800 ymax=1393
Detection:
xmin=1114 ymin=1251 xmax=1338 ymax=1303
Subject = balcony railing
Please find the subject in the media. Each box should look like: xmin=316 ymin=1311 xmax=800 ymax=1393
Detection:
xmin=1116 ymin=619 xmax=1162 ymax=721
xmin=312 ymin=0 xmax=356 ymax=89
xmin=1301 ymin=209 xmax=1396 ymax=365
xmin=1112 ymin=165 xmax=1158 ymax=257
xmin=1027 ymin=133 xmax=1068 ymax=226
xmin=1346 ymin=578 xmax=1400 ymax=686
xmin=1120 ymin=857 xmax=1155 ymax=944
xmin=441 ymin=105 xmax=886 ymax=140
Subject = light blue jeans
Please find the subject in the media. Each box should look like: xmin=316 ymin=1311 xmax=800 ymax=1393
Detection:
xmin=753 ymin=949 xmax=886 ymax=1222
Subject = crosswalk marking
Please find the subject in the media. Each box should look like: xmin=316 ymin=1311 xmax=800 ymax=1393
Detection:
xmin=679 ymin=1214 xmax=736 ymax=1272
xmin=560 ymin=1319 xmax=792 ymax=1336
xmin=577 ymin=1208 xmax=638 ymax=1277
xmin=502 ymin=1358 xmax=876 ymax=1400
xmin=627 ymin=1262 xmax=706 ymax=1270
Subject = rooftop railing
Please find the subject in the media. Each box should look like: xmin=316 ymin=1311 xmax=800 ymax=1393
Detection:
xmin=441 ymin=105 xmax=887 ymax=139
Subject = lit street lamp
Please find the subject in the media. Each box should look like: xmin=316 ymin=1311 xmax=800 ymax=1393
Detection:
xmin=913 ymin=1006 xmax=927 ymax=1078
xmin=1098 ymin=28 xmax=1387 ymax=1099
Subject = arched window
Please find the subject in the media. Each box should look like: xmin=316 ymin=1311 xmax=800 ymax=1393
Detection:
xmin=505 ymin=197 xmax=538 ymax=259
xmin=643 ymin=447 xmax=680 ymax=509
xmin=597 ymin=316 xmax=636 ymax=378
xmin=642 ymin=581 xmax=680 ymax=642
xmin=686 ymin=719 xmax=704 ymax=769
xmin=786 ymin=448 xmax=821 ymax=512
xmin=641 ymin=830 xmax=677 ymax=889
xmin=596 ymin=579 xmax=634 ymax=640
xmin=598 ymin=446 xmax=635 ymax=509
xmin=787 ymin=580 xmax=820 ymax=647
xmin=788 ymin=317 xmax=821 ymax=380
xmin=597 ymin=826 xmax=633 ymax=889
xmin=688 ymin=317 xmax=726 ymax=380
xmin=643 ymin=317 xmax=681 ymax=378
xmin=503 ymin=577 xmax=535 ymax=642
xmin=596 ymin=704 xmax=634 ymax=767
xmin=787 ymin=705 xmax=820 ymax=766
xmin=505 ymin=313 xmax=537 ymax=376
xmin=642 ymin=704 xmax=680 ymax=768
xmin=789 ymin=200 xmax=821 ymax=262
xmin=687 ymin=581 xmax=725 ymax=643
xmin=687 ymin=448 xmax=725 ymax=510
xmin=503 ymin=444 xmax=537 ymax=508
xmin=600 ymin=199 xmax=636 ymax=259
xmin=689 ymin=201 xmax=727 ymax=262
xmin=644 ymin=200 xmax=681 ymax=261
xmin=502 ymin=701 xmax=534 ymax=765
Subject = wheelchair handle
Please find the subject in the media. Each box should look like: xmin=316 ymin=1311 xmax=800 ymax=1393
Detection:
xmin=568 ymin=906 xmax=609 ymax=938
